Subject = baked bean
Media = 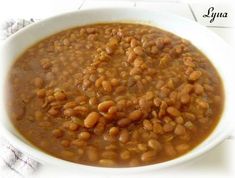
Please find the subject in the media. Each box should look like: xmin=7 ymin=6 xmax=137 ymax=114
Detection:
xmin=87 ymin=147 xmax=99 ymax=162
xmin=163 ymin=123 xmax=174 ymax=132
xmin=71 ymin=139 xmax=87 ymax=147
xmin=128 ymin=110 xmax=142 ymax=121
xmin=79 ymin=131 xmax=90 ymax=140
xmin=117 ymin=118 xmax=131 ymax=127
xmin=54 ymin=91 xmax=66 ymax=101
xmin=180 ymin=94 xmax=190 ymax=104
xmin=63 ymin=101 xmax=77 ymax=109
xmin=133 ymin=46 xmax=144 ymax=55
xmin=181 ymin=84 xmax=193 ymax=94
xmin=174 ymin=124 xmax=186 ymax=135
xmin=109 ymin=127 xmax=119 ymax=136
xmin=102 ymin=151 xmax=117 ymax=159
xmin=167 ymin=107 xmax=181 ymax=117
xmin=68 ymin=122 xmax=79 ymax=131
xmin=48 ymin=107 xmax=59 ymax=116
xmin=176 ymin=144 xmax=190 ymax=152
xmin=148 ymin=139 xmax=162 ymax=151
xmin=164 ymin=143 xmax=176 ymax=157
xmin=194 ymin=83 xmax=204 ymax=94
xmin=10 ymin=23 xmax=223 ymax=167
xmin=183 ymin=112 xmax=196 ymax=120
xmin=196 ymin=99 xmax=209 ymax=109
xmin=119 ymin=129 xmax=129 ymax=143
xmin=52 ymin=129 xmax=63 ymax=138
xmin=143 ymin=119 xmax=153 ymax=131
xmin=189 ymin=70 xmax=202 ymax=81
xmin=84 ymin=112 xmax=100 ymax=128
xmin=61 ymin=140 xmax=70 ymax=147
xmin=61 ymin=150 xmax=74 ymax=158
xmin=175 ymin=116 xmax=184 ymax=124
xmin=141 ymin=150 xmax=156 ymax=162
xmin=120 ymin=150 xmax=131 ymax=160
xmin=98 ymin=100 xmax=115 ymax=112
xmin=102 ymin=81 xmax=112 ymax=92
xmin=138 ymin=143 xmax=148 ymax=152
xmin=99 ymin=159 xmax=116 ymax=167
xmin=64 ymin=108 xmax=75 ymax=117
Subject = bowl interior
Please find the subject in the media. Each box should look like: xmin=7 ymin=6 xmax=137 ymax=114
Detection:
xmin=0 ymin=8 xmax=234 ymax=172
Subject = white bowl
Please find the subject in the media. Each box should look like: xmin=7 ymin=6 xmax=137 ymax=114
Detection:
xmin=0 ymin=7 xmax=234 ymax=174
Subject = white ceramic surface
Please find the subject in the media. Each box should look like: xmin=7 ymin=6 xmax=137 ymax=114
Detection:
xmin=0 ymin=7 xmax=234 ymax=174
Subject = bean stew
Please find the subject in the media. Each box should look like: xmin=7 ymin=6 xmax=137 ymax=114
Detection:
xmin=7 ymin=23 xmax=224 ymax=167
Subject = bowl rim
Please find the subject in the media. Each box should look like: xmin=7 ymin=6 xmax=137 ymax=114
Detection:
xmin=0 ymin=7 xmax=234 ymax=173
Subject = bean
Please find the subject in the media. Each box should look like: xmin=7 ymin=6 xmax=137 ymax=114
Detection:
xmin=180 ymin=94 xmax=190 ymax=104
xmin=119 ymin=129 xmax=129 ymax=143
xmin=89 ymin=97 xmax=98 ymax=106
xmin=71 ymin=139 xmax=87 ymax=147
xmin=108 ymin=106 xmax=117 ymax=115
xmin=120 ymin=150 xmax=131 ymax=160
xmin=61 ymin=150 xmax=74 ymax=158
xmin=182 ymin=84 xmax=193 ymax=94
xmin=102 ymin=81 xmax=112 ymax=92
xmin=95 ymin=76 xmax=104 ymax=88
xmin=138 ymin=143 xmax=148 ymax=152
xmin=61 ymin=140 xmax=70 ymax=147
xmin=79 ymin=131 xmax=90 ymax=140
xmin=143 ymin=119 xmax=153 ymax=131
xmin=68 ymin=122 xmax=79 ymax=131
xmin=98 ymin=100 xmax=115 ymax=112
xmin=64 ymin=108 xmax=75 ymax=117
xmin=130 ymin=39 xmax=138 ymax=47
xmin=133 ymin=46 xmax=144 ymax=55
xmin=141 ymin=150 xmax=156 ymax=162
xmin=128 ymin=51 xmax=137 ymax=62
xmin=105 ymin=46 xmax=114 ymax=54
xmin=184 ymin=121 xmax=194 ymax=130
xmin=84 ymin=112 xmax=100 ymax=128
xmin=163 ymin=123 xmax=174 ymax=132
xmin=174 ymin=124 xmax=186 ymax=135
xmin=148 ymin=139 xmax=162 ymax=151
xmin=52 ymin=129 xmax=63 ymax=138
xmin=94 ymin=122 xmax=105 ymax=135
xmin=153 ymin=97 xmax=161 ymax=107
xmin=183 ymin=112 xmax=196 ymax=120
xmin=117 ymin=118 xmax=131 ymax=127
xmin=128 ymin=110 xmax=142 ymax=121
xmin=129 ymin=158 xmax=140 ymax=167
xmin=111 ymin=78 xmax=119 ymax=86
xmin=167 ymin=107 xmax=181 ymax=117
xmin=102 ymin=151 xmax=117 ymax=159
xmin=175 ymin=116 xmax=184 ymax=124
xmin=176 ymin=144 xmax=190 ymax=152
xmin=164 ymin=143 xmax=176 ymax=157
xmin=63 ymin=101 xmax=77 ymax=109
xmin=109 ymin=127 xmax=119 ymax=136
xmin=54 ymin=91 xmax=66 ymax=101
xmin=99 ymin=159 xmax=116 ymax=167
xmin=87 ymin=147 xmax=99 ymax=162
xmin=196 ymin=99 xmax=209 ymax=109
xmin=74 ymin=106 xmax=88 ymax=115
xmin=194 ymin=83 xmax=204 ymax=94
xmin=189 ymin=70 xmax=202 ymax=81
xmin=48 ymin=107 xmax=59 ymax=116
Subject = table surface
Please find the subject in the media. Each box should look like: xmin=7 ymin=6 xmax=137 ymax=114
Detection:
xmin=0 ymin=0 xmax=234 ymax=177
